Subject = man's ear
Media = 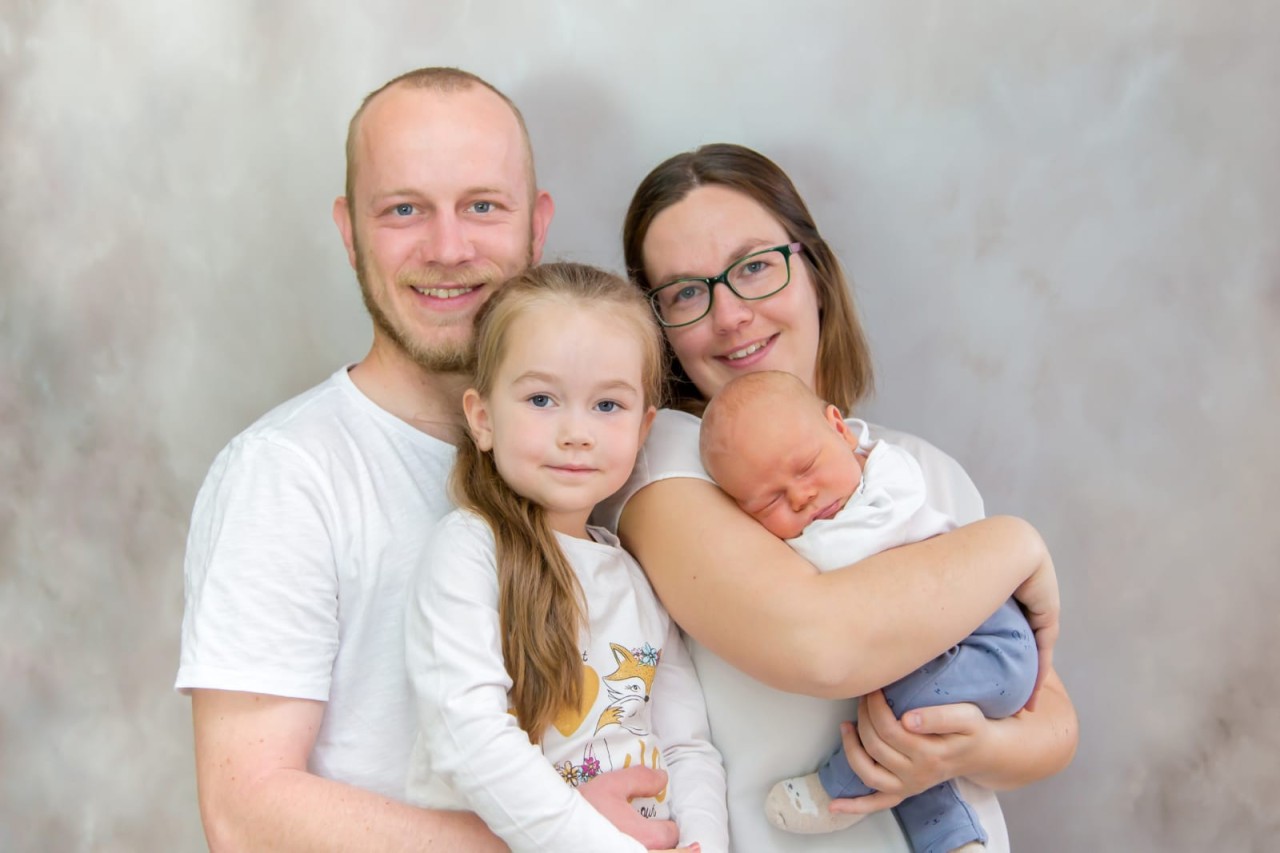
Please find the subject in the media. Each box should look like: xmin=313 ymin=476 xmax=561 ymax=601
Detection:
xmin=462 ymin=389 xmax=494 ymax=451
xmin=332 ymin=196 xmax=358 ymax=270
xmin=529 ymin=190 xmax=555 ymax=265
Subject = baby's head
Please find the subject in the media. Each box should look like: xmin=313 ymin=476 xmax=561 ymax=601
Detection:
xmin=700 ymin=371 xmax=865 ymax=540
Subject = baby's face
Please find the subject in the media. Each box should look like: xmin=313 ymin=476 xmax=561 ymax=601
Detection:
xmin=706 ymin=404 xmax=864 ymax=540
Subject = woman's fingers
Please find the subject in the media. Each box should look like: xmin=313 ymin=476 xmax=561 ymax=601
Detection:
xmin=839 ymin=717 xmax=903 ymax=795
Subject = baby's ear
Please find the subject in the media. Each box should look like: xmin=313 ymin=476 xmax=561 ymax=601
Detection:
xmin=824 ymin=404 xmax=845 ymax=431
xmin=825 ymin=405 xmax=861 ymax=450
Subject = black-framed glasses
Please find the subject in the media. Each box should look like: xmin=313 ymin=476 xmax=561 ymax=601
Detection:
xmin=646 ymin=242 xmax=804 ymax=328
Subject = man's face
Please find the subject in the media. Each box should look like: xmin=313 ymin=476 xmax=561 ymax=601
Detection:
xmin=334 ymin=84 xmax=553 ymax=372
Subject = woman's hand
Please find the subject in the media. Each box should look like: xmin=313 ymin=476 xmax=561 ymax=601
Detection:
xmin=828 ymin=691 xmax=989 ymax=816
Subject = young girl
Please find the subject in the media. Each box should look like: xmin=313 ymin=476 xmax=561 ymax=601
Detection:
xmin=404 ymin=263 xmax=728 ymax=853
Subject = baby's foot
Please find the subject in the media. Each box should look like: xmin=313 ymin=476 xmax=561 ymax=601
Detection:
xmin=950 ymin=844 xmax=985 ymax=852
xmin=764 ymin=772 xmax=866 ymax=834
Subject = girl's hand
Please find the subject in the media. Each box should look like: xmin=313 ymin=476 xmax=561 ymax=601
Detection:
xmin=828 ymin=691 xmax=988 ymax=816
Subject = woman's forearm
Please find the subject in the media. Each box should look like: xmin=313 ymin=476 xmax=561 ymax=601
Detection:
xmin=802 ymin=514 xmax=1054 ymax=698
xmin=620 ymin=479 xmax=1050 ymax=699
xmin=961 ymin=668 xmax=1078 ymax=790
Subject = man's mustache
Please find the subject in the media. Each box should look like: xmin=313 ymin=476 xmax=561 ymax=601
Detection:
xmin=397 ymin=264 xmax=497 ymax=289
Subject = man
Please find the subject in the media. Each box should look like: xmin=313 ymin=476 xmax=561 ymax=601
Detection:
xmin=177 ymin=68 xmax=673 ymax=851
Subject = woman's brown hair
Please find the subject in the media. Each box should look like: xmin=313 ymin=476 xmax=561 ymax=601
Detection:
xmin=451 ymin=262 xmax=665 ymax=743
xmin=622 ymin=143 xmax=874 ymax=415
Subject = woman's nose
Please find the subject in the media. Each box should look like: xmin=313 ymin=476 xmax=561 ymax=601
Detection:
xmin=709 ymin=283 xmax=753 ymax=332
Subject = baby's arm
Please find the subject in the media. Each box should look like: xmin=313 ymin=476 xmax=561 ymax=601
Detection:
xmin=650 ymin=619 xmax=729 ymax=853
xmin=406 ymin=516 xmax=647 ymax=853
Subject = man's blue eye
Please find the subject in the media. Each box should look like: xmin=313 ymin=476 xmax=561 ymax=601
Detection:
xmin=393 ymin=204 xmax=414 ymax=216
xmin=529 ymin=394 xmax=551 ymax=407
xmin=473 ymin=201 xmax=492 ymax=214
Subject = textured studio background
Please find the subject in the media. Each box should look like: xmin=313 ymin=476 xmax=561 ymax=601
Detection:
xmin=3 ymin=2 xmax=1278 ymax=850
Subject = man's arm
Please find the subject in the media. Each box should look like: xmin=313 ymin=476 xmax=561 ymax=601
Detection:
xmin=191 ymin=689 xmax=506 ymax=853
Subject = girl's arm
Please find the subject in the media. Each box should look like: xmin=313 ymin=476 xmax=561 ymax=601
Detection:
xmin=406 ymin=515 xmax=650 ymax=853
xmin=618 ymin=478 xmax=1052 ymax=699
xmin=649 ymin=619 xmax=728 ymax=853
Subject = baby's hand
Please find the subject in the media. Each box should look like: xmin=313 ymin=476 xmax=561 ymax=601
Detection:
xmin=1014 ymin=548 xmax=1059 ymax=710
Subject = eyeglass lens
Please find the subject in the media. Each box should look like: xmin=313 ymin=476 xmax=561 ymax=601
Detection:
xmin=652 ymin=247 xmax=791 ymax=326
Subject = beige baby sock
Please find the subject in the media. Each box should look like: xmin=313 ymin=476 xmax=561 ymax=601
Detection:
xmin=764 ymin=772 xmax=866 ymax=834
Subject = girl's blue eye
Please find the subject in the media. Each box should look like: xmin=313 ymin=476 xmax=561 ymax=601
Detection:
xmin=529 ymin=394 xmax=551 ymax=408
xmin=595 ymin=400 xmax=618 ymax=413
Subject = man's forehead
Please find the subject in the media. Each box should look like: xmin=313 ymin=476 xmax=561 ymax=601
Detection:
xmin=354 ymin=85 xmax=531 ymax=189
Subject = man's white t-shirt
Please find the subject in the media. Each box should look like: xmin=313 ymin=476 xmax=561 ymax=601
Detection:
xmin=176 ymin=366 xmax=456 ymax=798
xmin=594 ymin=408 xmax=1010 ymax=853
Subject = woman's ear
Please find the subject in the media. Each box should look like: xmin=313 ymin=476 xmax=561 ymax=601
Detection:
xmin=462 ymin=389 xmax=494 ymax=451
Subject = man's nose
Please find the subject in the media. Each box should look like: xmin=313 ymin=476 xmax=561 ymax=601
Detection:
xmin=424 ymin=211 xmax=475 ymax=267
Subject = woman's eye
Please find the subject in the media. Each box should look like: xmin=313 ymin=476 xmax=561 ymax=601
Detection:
xmin=743 ymin=259 xmax=767 ymax=275
xmin=673 ymin=284 xmax=703 ymax=303
xmin=529 ymin=394 xmax=551 ymax=408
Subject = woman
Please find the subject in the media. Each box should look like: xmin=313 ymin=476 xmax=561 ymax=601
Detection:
xmin=595 ymin=144 xmax=1077 ymax=852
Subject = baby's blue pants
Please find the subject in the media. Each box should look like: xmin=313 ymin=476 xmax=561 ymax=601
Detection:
xmin=817 ymin=598 xmax=1037 ymax=853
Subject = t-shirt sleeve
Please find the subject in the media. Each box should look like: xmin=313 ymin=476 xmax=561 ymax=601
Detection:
xmin=651 ymin=619 xmax=729 ymax=853
xmin=593 ymin=409 xmax=712 ymax=534
xmin=405 ymin=513 xmax=645 ymax=853
xmin=176 ymin=435 xmax=342 ymax=700
xmin=866 ymin=424 xmax=986 ymax=525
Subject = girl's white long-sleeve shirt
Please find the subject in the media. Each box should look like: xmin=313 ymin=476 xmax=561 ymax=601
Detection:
xmin=405 ymin=509 xmax=728 ymax=853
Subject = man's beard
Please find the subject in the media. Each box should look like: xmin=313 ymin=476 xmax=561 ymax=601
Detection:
xmin=354 ymin=240 xmax=533 ymax=374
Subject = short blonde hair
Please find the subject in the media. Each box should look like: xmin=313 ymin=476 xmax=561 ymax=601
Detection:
xmin=343 ymin=67 xmax=537 ymax=208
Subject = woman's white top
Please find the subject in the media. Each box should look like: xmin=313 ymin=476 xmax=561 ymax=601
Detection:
xmin=594 ymin=409 xmax=1010 ymax=853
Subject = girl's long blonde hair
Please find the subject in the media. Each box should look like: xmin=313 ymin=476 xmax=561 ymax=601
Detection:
xmin=452 ymin=262 xmax=665 ymax=743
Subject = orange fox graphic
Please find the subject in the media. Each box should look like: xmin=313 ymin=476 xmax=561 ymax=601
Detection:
xmin=594 ymin=643 xmax=658 ymax=736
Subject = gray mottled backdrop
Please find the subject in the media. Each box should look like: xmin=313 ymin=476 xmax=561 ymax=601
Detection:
xmin=3 ymin=1 xmax=1277 ymax=850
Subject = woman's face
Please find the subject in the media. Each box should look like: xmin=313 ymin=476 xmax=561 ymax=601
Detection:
xmin=640 ymin=185 xmax=822 ymax=401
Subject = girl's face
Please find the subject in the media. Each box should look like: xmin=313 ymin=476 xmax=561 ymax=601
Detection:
xmin=463 ymin=302 xmax=656 ymax=538
xmin=640 ymin=185 xmax=822 ymax=400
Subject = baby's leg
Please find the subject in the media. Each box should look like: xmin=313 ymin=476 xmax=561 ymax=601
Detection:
xmin=887 ymin=597 xmax=1037 ymax=719
xmin=766 ymin=599 xmax=1035 ymax=842
xmin=889 ymin=598 xmax=1036 ymax=852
